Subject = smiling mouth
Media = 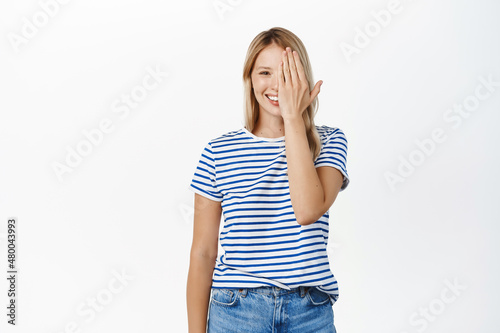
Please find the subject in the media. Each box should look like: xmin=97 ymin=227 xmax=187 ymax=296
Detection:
xmin=266 ymin=94 xmax=278 ymax=102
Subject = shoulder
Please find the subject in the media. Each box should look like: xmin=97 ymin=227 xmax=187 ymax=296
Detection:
xmin=205 ymin=128 xmax=246 ymax=150
xmin=315 ymin=125 xmax=347 ymax=144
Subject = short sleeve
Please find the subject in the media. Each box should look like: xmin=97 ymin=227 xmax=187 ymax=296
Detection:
xmin=314 ymin=128 xmax=350 ymax=191
xmin=189 ymin=141 xmax=223 ymax=202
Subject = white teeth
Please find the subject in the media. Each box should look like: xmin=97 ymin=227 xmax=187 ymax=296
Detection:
xmin=267 ymin=95 xmax=278 ymax=101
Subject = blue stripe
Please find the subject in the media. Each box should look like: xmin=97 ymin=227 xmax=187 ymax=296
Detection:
xmin=218 ymin=167 xmax=286 ymax=181
xmin=217 ymin=172 xmax=288 ymax=186
xmin=220 ymin=229 xmax=312 ymax=241
xmin=215 ymin=261 xmax=329 ymax=273
xmin=223 ymin=248 xmax=326 ymax=261
xmin=222 ymin=198 xmax=290 ymax=209
xmin=218 ymin=162 xmax=287 ymax=175
xmin=224 ymin=218 xmax=298 ymax=228
xmin=219 ymin=185 xmax=290 ymax=196
xmin=221 ymin=235 xmax=318 ymax=247
xmin=223 ymin=204 xmax=294 ymax=214
xmin=218 ymin=145 xmax=284 ymax=155
xmin=222 ymin=241 xmax=325 ymax=254
xmin=218 ymin=158 xmax=286 ymax=170
xmin=212 ymin=280 xmax=277 ymax=286
xmin=221 ymin=193 xmax=290 ymax=209
xmin=220 ymin=226 xmax=324 ymax=236
xmin=219 ymin=255 xmax=328 ymax=268
xmin=214 ymin=268 xmax=331 ymax=280
xmin=224 ymin=211 xmax=295 ymax=222
xmin=218 ymin=151 xmax=286 ymax=161
xmin=220 ymin=224 xmax=300 ymax=235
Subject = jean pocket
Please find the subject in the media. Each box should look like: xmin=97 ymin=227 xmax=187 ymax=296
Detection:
xmin=305 ymin=287 xmax=331 ymax=306
xmin=210 ymin=288 xmax=240 ymax=307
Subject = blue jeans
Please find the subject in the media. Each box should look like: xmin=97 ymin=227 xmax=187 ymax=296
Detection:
xmin=207 ymin=286 xmax=336 ymax=333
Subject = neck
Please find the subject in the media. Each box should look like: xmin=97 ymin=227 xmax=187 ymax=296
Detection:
xmin=252 ymin=112 xmax=285 ymax=138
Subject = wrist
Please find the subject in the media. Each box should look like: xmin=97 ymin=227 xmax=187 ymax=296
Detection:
xmin=283 ymin=115 xmax=304 ymax=126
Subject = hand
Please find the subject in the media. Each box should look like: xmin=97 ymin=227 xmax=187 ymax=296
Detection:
xmin=278 ymin=47 xmax=323 ymax=120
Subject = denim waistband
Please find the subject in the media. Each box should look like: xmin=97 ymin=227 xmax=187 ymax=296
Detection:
xmin=220 ymin=285 xmax=311 ymax=297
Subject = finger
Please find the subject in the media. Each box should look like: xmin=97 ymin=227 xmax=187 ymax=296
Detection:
xmin=292 ymin=50 xmax=306 ymax=83
xmin=287 ymin=48 xmax=298 ymax=85
xmin=278 ymin=60 xmax=284 ymax=89
xmin=309 ymin=80 xmax=323 ymax=104
xmin=282 ymin=50 xmax=290 ymax=85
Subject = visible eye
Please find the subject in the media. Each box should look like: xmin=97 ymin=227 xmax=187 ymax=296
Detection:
xmin=259 ymin=71 xmax=270 ymax=75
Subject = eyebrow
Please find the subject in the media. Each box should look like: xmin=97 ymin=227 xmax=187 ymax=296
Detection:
xmin=255 ymin=66 xmax=272 ymax=70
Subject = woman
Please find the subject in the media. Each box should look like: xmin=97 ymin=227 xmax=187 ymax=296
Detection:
xmin=187 ymin=27 xmax=350 ymax=333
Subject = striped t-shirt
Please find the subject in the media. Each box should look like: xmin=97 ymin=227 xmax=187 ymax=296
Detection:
xmin=189 ymin=124 xmax=349 ymax=304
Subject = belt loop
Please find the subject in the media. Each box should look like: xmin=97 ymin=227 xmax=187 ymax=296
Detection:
xmin=239 ymin=288 xmax=247 ymax=297
xmin=300 ymin=286 xmax=307 ymax=297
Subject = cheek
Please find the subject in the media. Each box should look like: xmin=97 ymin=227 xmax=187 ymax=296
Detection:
xmin=252 ymin=78 xmax=266 ymax=93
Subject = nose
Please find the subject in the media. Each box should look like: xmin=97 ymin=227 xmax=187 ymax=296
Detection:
xmin=272 ymin=72 xmax=279 ymax=91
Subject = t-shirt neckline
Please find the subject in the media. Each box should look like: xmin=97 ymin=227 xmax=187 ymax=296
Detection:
xmin=242 ymin=127 xmax=285 ymax=142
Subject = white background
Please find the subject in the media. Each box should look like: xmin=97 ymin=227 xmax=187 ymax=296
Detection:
xmin=1 ymin=0 xmax=499 ymax=332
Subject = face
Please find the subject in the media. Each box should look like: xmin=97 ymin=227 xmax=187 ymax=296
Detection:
xmin=251 ymin=43 xmax=286 ymax=118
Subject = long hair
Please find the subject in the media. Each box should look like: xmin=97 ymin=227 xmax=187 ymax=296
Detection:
xmin=242 ymin=27 xmax=321 ymax=161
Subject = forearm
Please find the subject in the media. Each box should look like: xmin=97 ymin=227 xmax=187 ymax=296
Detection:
xmin=186 ymin=254 xmax=216 ymax=333
xmin=284 ymin=116 xmax=324 ymax=225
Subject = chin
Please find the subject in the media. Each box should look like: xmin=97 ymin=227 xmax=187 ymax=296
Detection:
xmin=261 ymin=106 xmax=280 ymax=116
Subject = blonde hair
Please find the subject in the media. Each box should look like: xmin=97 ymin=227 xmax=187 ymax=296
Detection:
xmin=242 ymin=27 xmax=321 ymax=161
